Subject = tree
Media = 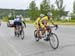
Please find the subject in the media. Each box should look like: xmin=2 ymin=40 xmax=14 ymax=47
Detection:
xmin=73 ymin=1 xmax=75 ymax=13
xmin=71 ymin=1 xmax=75 ymax=20
xmin=56 ymin=0 xmax=64 ymax=10
xmin=3 ymin=16 xmax=9 ymax=22
xmin=40 ymin=0 xmax=50 ymax=15
xmin=55 ymin=0 xmax=66 ymax=19
xmin=29 ymin=1 xmax=40 ymax=20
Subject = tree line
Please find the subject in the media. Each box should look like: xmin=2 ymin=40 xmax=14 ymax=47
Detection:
xmin=0 ymin=9 xmax=29 ymax=20
xmin=28 ymin=0 xmax=75 ymax=20
xmin=0 ymin=0 xmax=75 ymax=21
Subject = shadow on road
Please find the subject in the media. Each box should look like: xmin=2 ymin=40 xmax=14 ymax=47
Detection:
xmin=58 ymin=43 xmax=75 ymax=50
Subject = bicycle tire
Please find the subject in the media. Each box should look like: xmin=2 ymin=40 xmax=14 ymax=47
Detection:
xmin=49 ymin=33 xmax=59 ymax=49
xmin=34 ymin=30 xmax=39 ymax=41
xmin=21 ymin=30 xmax=24 ymax=40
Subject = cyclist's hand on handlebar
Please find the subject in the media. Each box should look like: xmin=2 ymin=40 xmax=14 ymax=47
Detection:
xmin=54 ymin=24 xmax=58 ymax=30
xmin=55 ymin=24 xmax=58 ymax=27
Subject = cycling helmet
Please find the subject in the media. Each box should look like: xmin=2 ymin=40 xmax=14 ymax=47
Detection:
xmin=47 ymin=12 xmax=52 ymax=16
xmin=16 ymin=15 xmax=20 ymax=18
xmin=40 ymin=14 xmax=45 ymax=18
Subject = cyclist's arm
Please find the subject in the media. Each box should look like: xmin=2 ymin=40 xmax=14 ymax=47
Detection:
xmin=21 ymin=18 xmax=26 ymax=27
xmin=23 ymin=21 xmax=26 ymax=27
xmin=50 ymin=19 xmax=58 ymax=28
xmin=50 ymin=20 xmax=55 ymax=25
xmin=50 ymin=17 xmax=55 ymax=25
xmin=40 ymin=20 xmax=45 ymax=28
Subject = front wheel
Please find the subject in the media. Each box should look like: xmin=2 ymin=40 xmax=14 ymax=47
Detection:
xmin=49 ymin=33 xmax=59 ymax=49
xmin=20 ymin=30 xmax=24 ymax=40
xmin=34 ymin=30 xmax=39 ymax=41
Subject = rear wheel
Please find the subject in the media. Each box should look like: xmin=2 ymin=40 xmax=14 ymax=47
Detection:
xmin=34 ymin=30 xmax=39 ymax=41
xmin=49 ymin=33 xmax=59 ymax=49
xmin=14 ymin=32 xmax=17 ymax=36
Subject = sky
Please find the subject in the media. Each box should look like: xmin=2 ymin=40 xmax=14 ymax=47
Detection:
xmin=0 ymin=0 xmax=74 ymax=12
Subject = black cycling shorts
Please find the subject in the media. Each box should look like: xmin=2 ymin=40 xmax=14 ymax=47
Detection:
xmin=14 ymin=21 xmax=22 ymax=26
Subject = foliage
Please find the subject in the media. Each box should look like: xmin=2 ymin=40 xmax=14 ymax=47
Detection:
xmin=29 ymin=1 xmax=40 ymax=20
xmin=73 ymin=1 xmax=75 ymax=13
xmin=71 ymin=1 xmax=75 ymax=20
xmin=55 ymin=0 xmax=66 ymax=18
xmin=0 ymin=9 xmax=29 ymax=19
xmin=40 ymin=0 xmax=50 ymax=15
xmin=3 ymin=16 xmax=9 ymax=22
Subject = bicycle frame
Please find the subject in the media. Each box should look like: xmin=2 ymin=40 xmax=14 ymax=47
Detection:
xmin=35 ymin=25 xmax=57 ymax=38
xmin=34 ymin=25 xmax=59 ymax=49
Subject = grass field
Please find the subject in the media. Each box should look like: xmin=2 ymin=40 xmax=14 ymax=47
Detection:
xmin=25 ymin=20 xmax=75 ymax=25
xmin=1 ymin=19 xmax=75 ymax=25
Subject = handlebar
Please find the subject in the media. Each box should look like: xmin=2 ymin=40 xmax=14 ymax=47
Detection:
xmin=54 ymin=25 xmax=58 ymax=30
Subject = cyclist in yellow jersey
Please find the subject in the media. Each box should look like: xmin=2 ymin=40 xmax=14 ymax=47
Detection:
xmin=34 ymin=14 xmax=45 ymax=37
xmin=40 ymin=12 xmax=56 ymax=30
xmin=39 ymin=12 xmax=57 ymax=40
xmin=34 ymin=17 xmax=41 ymax=28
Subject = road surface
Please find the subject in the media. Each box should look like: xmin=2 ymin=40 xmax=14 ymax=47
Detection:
xmin=0 ymin=22 xmax=75 ymax=56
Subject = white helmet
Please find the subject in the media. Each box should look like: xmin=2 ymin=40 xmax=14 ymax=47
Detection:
xmin=40 ymin=14 xmax=45 ymax=18
xmin=16 ymin=15 xmax=20 ymax=18
xmin=47 ymin=12 xmax=53 ymax=16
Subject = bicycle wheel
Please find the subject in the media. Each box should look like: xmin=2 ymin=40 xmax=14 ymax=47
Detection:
xmin=21 ymin=30 xmax=24 ymax=40
xmin=15 ymin=31 xmax=19 ymax=37
xmin=15 ymin=26 xmax=20 ymax=37
xmin=14 ymin=32 xmax=17 ymax=36
xmin=34 ymin=30 xmax=39 ymax=41
xmin=49 ymin=33 xmax=59 ymax=49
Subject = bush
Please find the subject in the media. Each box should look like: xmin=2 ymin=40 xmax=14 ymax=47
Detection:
xmin=2 ymin=16 xmax=9 ymax=22
xmin=8 ymin=16 xmax=14 ymax=20
xmin=70 ymin=20 xmax=75 ymax=22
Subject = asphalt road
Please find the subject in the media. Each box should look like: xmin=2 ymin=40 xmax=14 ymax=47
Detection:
xmin=0 ymin=22 xmax=75 ymax=56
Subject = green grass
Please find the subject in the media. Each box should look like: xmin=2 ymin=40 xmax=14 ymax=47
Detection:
xmin=52 ymin=21 xmax=75 ymax=25
xmin=25 ymin=20 xmax=34 ymax=24
xmin=25 ymin=20 xmax=75 ymax=25
xmin=1 ymin=19 xmax=75 ymax=25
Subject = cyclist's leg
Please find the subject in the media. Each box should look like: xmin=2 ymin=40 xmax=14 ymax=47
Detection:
xmin=38 ymin=24 xmax=46 ymax=38
xmin=46 ymin=26 xmax=52 ymax=33
xmin=36 ymin=26 xmax=40 ymax=37
xmin=44 ymin=26 xmax=51 ymax=41
xmin=35 ymin=24 xmax=43 ymax=38
xmin=14 ymin=21 xmax=17 ymax=35
xmin=21 ymin=23 xmax=24 ymax=31
xmin=19 ymin=22 xmax=23 ymax=35
xmin=39 ymin=27 xmax=45 ymax=38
